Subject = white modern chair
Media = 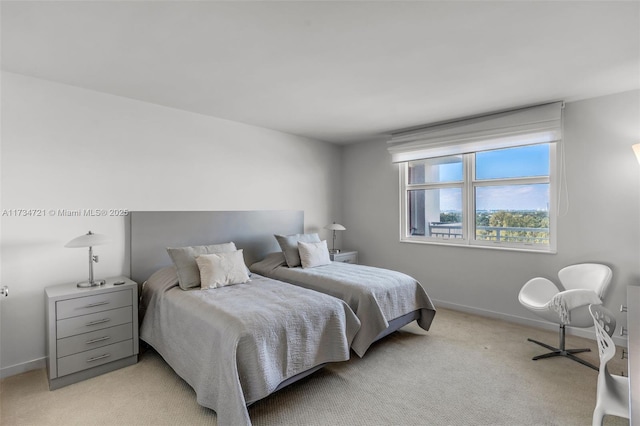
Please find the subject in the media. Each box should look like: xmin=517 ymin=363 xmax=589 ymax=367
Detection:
xmin=518 ymin=263 xmax=612 ymax=370
xmin=589 ymin=304 xmax=629 ymax=426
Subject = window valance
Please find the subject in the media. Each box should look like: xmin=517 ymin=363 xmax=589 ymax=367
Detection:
xmin=387 ymin=102 xmax=563 ymax=163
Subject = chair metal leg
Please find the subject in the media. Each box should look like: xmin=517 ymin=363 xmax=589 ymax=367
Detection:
xmin=565 ymin=352 xmax=599 ymax=370
xmin=526 ymin=325 xmax=598 ymax=371
xmin=566 ymin=348 xmax=591 ymax=354
xmin=527 ymin=338 xmax=559 ymax=353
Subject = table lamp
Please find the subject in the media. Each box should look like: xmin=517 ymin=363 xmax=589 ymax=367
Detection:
xmin=325 ymin=222 xmax=346 ymax=254
xmin=65 ymin=231 xmax=110 ymax=288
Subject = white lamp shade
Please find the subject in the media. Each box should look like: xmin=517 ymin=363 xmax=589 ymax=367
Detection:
xmin=65 ymin=231 xmax=110 ymax=248
xmin=325 ymin=223 xmax=346 ymax=231
xmin=633 ymin=143 xmax=640 ymax=164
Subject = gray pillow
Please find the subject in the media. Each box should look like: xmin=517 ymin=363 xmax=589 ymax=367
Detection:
xmin=274 ymin=233 xmax=320 ymax=267
xmin=167 ymin=242 xmax=237 ymax=290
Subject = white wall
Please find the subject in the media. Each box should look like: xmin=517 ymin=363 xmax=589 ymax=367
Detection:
xmin=342 ymin=90 xmax=640 ymax=343
xmin=2 ymin=72 xmax=637 ymax=377
xmin=0 ymin=72 xmax=343 ymax=376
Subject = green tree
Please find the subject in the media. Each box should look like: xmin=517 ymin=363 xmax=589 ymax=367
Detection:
xmin=440 ymin=212 xmax=461 ymax=223
xmin=477 ymin=210 xmax=549 ymax=244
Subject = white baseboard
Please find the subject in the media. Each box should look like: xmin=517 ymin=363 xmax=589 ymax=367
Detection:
xmin=0 ymin=300 xmax=626 ymax=379
xmin=1 ymin=357 xmax=46 ymax=379
xmin=432 ymin=299 xmax=628 ymax=348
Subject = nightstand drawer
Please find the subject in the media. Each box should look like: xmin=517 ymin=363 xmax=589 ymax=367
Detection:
xmin=338 ymin=254 xmax=357 ymax=264
xmin=57 ymin=339 xmax=133 ymax=377
xmin=57 ymin=306 xmax=133 ymax=339
xmin=57 ymin=289 xmax=132 ymax=320
xmin=331 ymin=251 xmax=358 ymax=264
xmin=57 ymin=323 xmax=133 ymax=358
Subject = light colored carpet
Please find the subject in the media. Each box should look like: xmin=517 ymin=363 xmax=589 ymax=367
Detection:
xmin=1 ymin=308 xmax=630 ymax=425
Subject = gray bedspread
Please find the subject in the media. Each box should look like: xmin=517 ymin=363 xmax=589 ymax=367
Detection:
xmin=139 ymin=266 xmax=360 ymax=426
xmin=250 ymin=253 xmax=436 ymax=357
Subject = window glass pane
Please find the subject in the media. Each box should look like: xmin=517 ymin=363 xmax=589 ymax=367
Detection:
xmin=408 ymin=155 xmax=463 ymax=184
xmin=475 ymin=184 xmax=549 ymax=244
xmin=475 ymin=144 xmax=549 ymax=180
xmin=408 ymin=188 xmax=462 ymax=238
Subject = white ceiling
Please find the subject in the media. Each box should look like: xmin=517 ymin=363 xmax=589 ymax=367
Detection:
xmin=2 ymin=1 xmax=639 ymax=144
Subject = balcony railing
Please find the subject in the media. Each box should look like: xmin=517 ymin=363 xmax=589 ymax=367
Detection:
xmin=417 ymin=222 xmax=549 ymax=244
xmin=476 ymin=226 xmax=549 ymax=244
xmin=427 ymin=222 xmax=462 ymax=238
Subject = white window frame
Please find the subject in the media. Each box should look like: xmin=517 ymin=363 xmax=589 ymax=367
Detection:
xmin=399 ymin=143 xmax=557 ymax=253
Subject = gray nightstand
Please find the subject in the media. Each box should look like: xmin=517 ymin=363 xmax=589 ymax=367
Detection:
xmin=330 ymin=250 xmax=358 ymax=264
xmin=45 ymin=276 xmax=139 ymax=390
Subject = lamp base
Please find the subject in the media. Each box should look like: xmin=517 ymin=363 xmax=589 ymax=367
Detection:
xmin=329 ymin=249 xmax=341 ymax=254
xmin=77 ymin=280 xmax=106 ymax=288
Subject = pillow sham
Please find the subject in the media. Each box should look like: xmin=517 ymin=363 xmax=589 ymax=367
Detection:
xmin=167 ymin=242 xmax=237 ymax=290
xmin=298 ymin=240 xmax=331 ymax=269
xmin=196 ymin=250 xmax=250 ymax=289
xmin=274 ymin=233 xmax=321 ymax=268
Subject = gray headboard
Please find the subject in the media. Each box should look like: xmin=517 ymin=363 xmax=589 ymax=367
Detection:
xmin=129 ymin=210 xmax=303 ymax=284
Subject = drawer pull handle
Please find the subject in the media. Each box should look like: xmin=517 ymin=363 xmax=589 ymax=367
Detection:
xmin=86 ymin=353 xmax=111 ymax=363
xmin=85 ymin=336 xmax=111 ymax=345
xmin=84 ymin=301 xmax=109 ymax=308
xmin=86 ymin=318 xmax=111 ymax=327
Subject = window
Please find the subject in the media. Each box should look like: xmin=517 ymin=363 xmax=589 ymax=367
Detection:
xmin=400 ymin=144 xmax=556 ymax=252
xmin=406 ymin=155 xmax=463 ymax=238
xmin=390 ymin=102 xmax=562 ymax=253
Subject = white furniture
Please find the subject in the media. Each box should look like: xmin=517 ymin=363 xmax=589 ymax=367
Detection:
xmin=45 ymin=276 xmax=138 ymax=390
xmin=626 ymin=285 xmax=640 ymax=425
xmin=518 ymin=263 xmax=612 ymax=369
xmin=330 ymin=250 xmax=358 ymax=264
xmin=589 ymin=304 xmax=629 ymax=426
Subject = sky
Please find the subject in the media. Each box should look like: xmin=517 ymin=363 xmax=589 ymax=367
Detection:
xmin=429 ymin=144 xmax=550 ymax=211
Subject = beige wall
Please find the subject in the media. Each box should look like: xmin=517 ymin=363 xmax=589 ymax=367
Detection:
xmin=0 ymin=72 xmax=343 ymax=376
xmin=342 ymin=90 xmax=640 ymax=344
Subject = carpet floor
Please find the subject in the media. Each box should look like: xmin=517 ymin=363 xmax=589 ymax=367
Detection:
xmin=0 ymin=308 xmax=630 ymax=425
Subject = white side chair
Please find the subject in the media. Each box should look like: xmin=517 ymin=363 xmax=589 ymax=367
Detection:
xmin=589 ymin=304 xmax=629 ymax=426
xmin=518 ymin=263 xmax=612 ymax=370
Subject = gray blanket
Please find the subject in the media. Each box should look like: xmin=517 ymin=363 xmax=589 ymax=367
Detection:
xmin=250 ymin=253 xmax=436 ymax=357
xmin=139 ymin=266 xmax=360 ymax=426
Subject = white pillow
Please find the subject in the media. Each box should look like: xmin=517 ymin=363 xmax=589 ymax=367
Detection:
xmin=167 ymin=242 xmax=238 ymax=290
xmin=274 ymin=233 xmax=321 ymax=268
xmin=196 ymin=250 xmax=250 ymax=289
xmin=297 ymin=240 xmax=331 ymax=269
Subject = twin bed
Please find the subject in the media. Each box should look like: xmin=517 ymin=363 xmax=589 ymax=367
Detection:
xmin=131 ymin=211 xmax=436 ymax=425
xmin=250 ymin=252 xmax=435 ymax=357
